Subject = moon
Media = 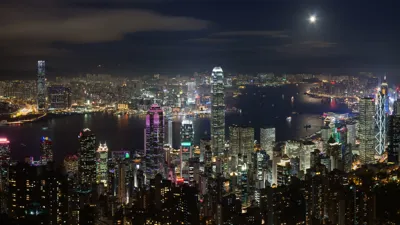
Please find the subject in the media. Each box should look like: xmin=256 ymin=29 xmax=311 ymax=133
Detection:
xmin=309 ymin=15 xmax=316 ymax=23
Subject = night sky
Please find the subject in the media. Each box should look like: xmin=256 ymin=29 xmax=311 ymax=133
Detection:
xmin=1 ymin=0 xmax=399 ymax=78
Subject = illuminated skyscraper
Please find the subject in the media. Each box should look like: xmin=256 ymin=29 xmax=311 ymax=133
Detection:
xmin=37 ymin=60 xmax=46 ymax=111
xmin=0 ymin=138 xmax=10 ymax=213
xmin=260 ymin=127 xmax=275 ymax=157
xmin=167 ymin=117 xmax=173 ymax=147
xmin=78 ymin=128 xmax=97 ymax=189
xmin=375 ymin=78 xmax=388 ymax=155
xmin=388 ymin=115 xmax=400 ymax=165
xmin=359 ymin=97 xmax=376 ymax=164
xmin=96 ymin=143 xmax=109 ymax=186
xmin=211 ymin=67 xmax=225 ymax=156
xmin=39 ymin=136 xmax=53 ymax=164
xmin=229 ymin=125 xmax=254 ymax=172
xmin=145 ymin=104 xmax=165 ymax=181
xmin=187 ymin=81 xmax=196 ymax=105
xmin=180 ymin=119 xmax=194 ymax=182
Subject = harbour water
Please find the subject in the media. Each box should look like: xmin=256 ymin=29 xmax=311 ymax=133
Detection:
xmin=0 ymin=84 xmax=350 ymax=163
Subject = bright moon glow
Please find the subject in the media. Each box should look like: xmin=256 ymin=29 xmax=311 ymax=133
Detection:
xmin=309 ymin=15 xmax=316 ymax=23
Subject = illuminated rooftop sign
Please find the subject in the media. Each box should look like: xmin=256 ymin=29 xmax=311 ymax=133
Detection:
xmin=181 ymin=142 xmax=191 ymax=147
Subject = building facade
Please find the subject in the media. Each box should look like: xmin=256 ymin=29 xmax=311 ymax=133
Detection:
xmin=145 ymin=104 xmax=165 ymax=181
xmin=78 ymin=128 xmax=97 ymax=190
xmin=358 ymin=97 xmax=376 ymax=164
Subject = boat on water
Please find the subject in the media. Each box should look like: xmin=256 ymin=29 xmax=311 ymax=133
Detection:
xmin=291 ymin=96 xmax=294 ymax=102
xmin=286 ymin=116 xmax=292 ymax=122
xmin=42 ymin=126 xmax=49 ymax=130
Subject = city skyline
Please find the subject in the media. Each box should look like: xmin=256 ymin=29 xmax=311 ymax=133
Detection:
xmin=1 ymin=1 xmax=400 ymax=224
xmin=1 ymin=1 xmax=400 ymax=78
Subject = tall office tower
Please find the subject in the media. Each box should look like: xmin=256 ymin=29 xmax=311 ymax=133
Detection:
xmin=78 ymin=128 xmax=97 ymax=190
xmin=145 ymin=104 xmax=165 ymax=181
xmin=211 ymin=67 xmax=225 ymax=156
xmin=47 ymin=86 xmax=71 ymax=109
xmin=0 ymin=138 xmax=10 ymax=213
xmin=180 ymin=119 xmax=194 ymax=182
xmin=200 ymin=138 xmax=211 ymax=163
xmin=168 ymin=117 xmax=173 ymax=147
xmin=388 ymin=115 xmax=400 ymax=165
xmin=346 ymin=122 xmax=356 ymax=146
xmin=96 ymin=143 xmax=109 ymax=186
xmin=37 ymin=60 xmax=46 ymax=111
xmin=187 ymin=81 xmax=196 ymax=105
xmin=359 ymin=97 xmax=376 ymax=164
xmin=375 ymin=83 xmax=387 ymax=156
xmin=260 ymin=127 xmax=275 ymax=157
xmin=40 ymin=136 xmax=53 ymax=164
xmin=276 ymin=154 xmax=291 ymax=186
xmin=229 ymin=125 xmax=255 ymax=171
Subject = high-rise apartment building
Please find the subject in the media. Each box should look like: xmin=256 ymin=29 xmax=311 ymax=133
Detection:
xmin=211 ymin=67 xmax=225 ymax=156
xmin=145 ymin=104 xmax=165 ymax=181
xmin=358 ymin=97 xmax=376 ymax=164
xmin=37 ymin=60 xmax=46 ymax=111
xmin=260 ymin=127 xmax=275 ymax=157
xmin=78 ymin=128 xmax=97 ymax=190
xmin=40 ymin=137 xmax=53 ymax=164
xmin=8 ymin=162 xmax=68 ymax=224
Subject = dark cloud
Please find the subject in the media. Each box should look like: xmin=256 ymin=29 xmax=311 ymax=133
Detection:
xmin=270 ymin=41 xmax=341 ymax=57
xmin=0 ymin=1 xmax=209 ymax=58
xmin=185 ymin=38 xmax=235 ymax=43
xmin=211 ymin=30 xmax=289 ymax=38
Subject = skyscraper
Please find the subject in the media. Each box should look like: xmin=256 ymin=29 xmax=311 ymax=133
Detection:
xmin=145 ymin=104 xmax=165 ymax=181
xmin=40 ymin=136 xmax=53 ymax=164
xmin=37 ymin=60 xmax=46 ymax=111
xmin=359 ymin=97 xmax=376 ymax=164
xmin=187 ymin=81 xmax=196 ymax=105
xmin=211 ymin=67 xmax=225 ymax=156
xmin=181 ymin=119 xmax=194 ymax=182
xmin=78 ymin=128 xmax=97 ymax=189
xmin=375 ymin=80 xmax=387 ymax=156
xmin=388 ymin=115 xmax=400 ymax=165
xmin=260 ymin=127 xmax=275 ymax=157
xmin=0 ymin=137 xmax=10 ymax=213
xmin=229 ymin=125 xmax=254 ymax=172
xmin=96 ymin=143 xmax=109 ymax=186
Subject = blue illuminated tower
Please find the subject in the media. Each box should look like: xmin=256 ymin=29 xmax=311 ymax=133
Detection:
xmin=375 ymin=77 xmax=388 ymax=156
xmin=37 ymin=60 xmax=46 ymax=111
